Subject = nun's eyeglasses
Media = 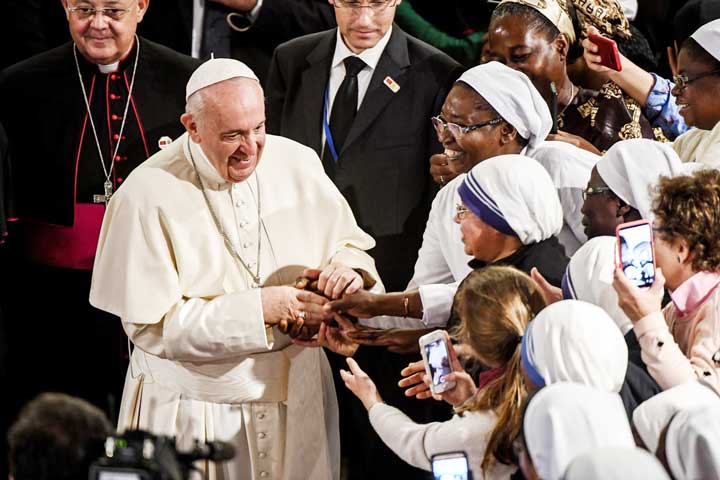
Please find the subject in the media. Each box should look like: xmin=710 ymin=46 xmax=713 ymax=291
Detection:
xmin=673 ymin=69 xmax=720 ymax=90
xmin=432 ymin=115 xmax=503 ymax=138
xmin=581 ymin=186 xmax=612 ymax=201
xmin=455 ymin=203 xmax=470 ymax=219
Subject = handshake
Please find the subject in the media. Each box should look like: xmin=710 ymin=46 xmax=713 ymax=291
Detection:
xmin=263 ymin=262 xmax=374 ymax=342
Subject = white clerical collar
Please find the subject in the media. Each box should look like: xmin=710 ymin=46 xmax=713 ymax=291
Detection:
xmin=332 ymin=26 xmax=393 ymax=71
xmin=187 ymin=137 xmax=231 ymax=188
xmin=98 ymin=62 xmax=120 ymax=73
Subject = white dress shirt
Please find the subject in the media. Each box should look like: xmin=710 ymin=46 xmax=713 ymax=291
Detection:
xmin=320 ymin=27 xmax=393 ymax=152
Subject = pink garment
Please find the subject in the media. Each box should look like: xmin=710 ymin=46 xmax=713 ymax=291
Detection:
xmin=634 ymin=271 xmax=720 ymax=394
xmin=21 ymin=203 xmax=105 ymax=270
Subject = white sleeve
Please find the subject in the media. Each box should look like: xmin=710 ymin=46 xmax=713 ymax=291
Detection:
xmin=418 ymin=281 xmax=460 ymax=328
xmin=124 ymin=289 xmax=274 ymax=362
xmin=368 ymin=403 xmax=493 ymax=473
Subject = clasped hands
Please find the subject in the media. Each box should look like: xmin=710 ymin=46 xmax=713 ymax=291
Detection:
xmin=261 ymin=263 xmax=365 ymax=340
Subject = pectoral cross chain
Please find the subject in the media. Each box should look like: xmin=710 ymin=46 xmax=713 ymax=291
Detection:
xmin=93 ymin=180 xmax=114 ymax=204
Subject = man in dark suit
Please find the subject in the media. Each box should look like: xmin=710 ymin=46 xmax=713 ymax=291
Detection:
xmin=265 ymin=1 xmax=462 ymax=478
xmin=137 ymin=0 xmax=335 ymax=84
xmin=266 ymin=0 xmax=462 ymax=292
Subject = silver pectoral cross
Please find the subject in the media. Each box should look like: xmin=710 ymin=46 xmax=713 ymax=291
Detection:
xmin=93 ymin=180 xmax=114 ymax=204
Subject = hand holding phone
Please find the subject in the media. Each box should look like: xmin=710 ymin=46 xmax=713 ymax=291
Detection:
xmin=588 ymin=33 xmax=622 ymax=72
xmin=616 ymin=220 xmax=656 ymax=288
xmin=419 ymin=330 xmax=456 ymax=395
xmin=432 ymin=452 xmax=471 ymax=480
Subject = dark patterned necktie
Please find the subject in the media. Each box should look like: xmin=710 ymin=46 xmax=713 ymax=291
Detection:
xmin=323 ymin=56 xmax=367 ymax=170
xmin=200 ymin=1 xmax=232 ymax=59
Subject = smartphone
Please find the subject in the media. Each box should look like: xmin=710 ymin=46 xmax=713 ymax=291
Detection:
xmin=616 ymin=220 xmax=656 ymax=288
xmin=588 ymin=33 xmax=622 ymax=72
xmin=432 ymin=451 xmax=471 ymax=480
xmin=419 ymin=330 xmax=456 ymax=394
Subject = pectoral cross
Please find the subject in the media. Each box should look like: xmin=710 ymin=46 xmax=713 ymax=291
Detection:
xmin=93 ymin=180 xmax=114 ymax=204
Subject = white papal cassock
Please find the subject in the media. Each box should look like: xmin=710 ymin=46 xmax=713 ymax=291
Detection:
xmin=90 ymin=132 xmax=380 ymax=480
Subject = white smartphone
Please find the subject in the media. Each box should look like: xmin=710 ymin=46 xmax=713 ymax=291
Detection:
xmin=432 ymin=451 xmax=471 ymax=480
xmin=616 ymin=220 xmax=656 ymax=288
xmin=419 ymin=330 xmax=456 ymax=395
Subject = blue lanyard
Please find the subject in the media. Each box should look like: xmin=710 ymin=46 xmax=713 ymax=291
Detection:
xmin=323 ymin=85 xmax=340 ymax=163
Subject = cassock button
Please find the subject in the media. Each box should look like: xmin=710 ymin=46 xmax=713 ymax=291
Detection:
xmin=111 ymin=114 xmax=122 ymax=121
xmin=113 ymin=134 xmax=120 ymax=141
xmin=258 ymin=432 xmax=267 ymax=439
xmin=110 ymin=94 xmax=121 ymax=100
xmin=115 ymin=155 xmax=122 ymax=161
xmin=260 ymin=472 xmax=269 ymax=478
xmin=258 ymin=452 xmax=267 ymax=459
xmin=110 ymin=74 xmax=118 ymax=80
xmin=235 ymin=199 xmax=245 ymax=207
xmin=243 ymin=241 xmax=252 ymax=249
xmin=257 ymin=412 xmax=265 ymax=420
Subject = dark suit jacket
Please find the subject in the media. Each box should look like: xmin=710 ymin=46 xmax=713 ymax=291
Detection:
xmin=138 ymin=0 xmax=335 ymax=84
xmin=266 ymin=26 xmax=462 ymax=240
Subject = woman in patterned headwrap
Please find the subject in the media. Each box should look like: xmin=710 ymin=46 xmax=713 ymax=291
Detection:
xmin=485 ymin=0 xmax=664 ymax=154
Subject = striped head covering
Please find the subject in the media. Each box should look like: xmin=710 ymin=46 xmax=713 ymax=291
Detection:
xmin=457 ymin=154 xmax=562 ymax=245
xmin=520 ymin=300 xmax=628 ymax=392
xmin=523 ymin=383 xmax=635 ymax=480
xmin=561 ymin=236 xmax=634 ymax=335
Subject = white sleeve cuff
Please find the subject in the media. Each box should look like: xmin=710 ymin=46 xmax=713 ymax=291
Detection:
xmin=418 ymin=282 xmax=458 ymax=328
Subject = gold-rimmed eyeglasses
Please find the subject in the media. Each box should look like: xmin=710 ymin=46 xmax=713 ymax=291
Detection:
xmin=67 ymin=3 xmax=135 ymax=21
xmin=333 ymin=0 xmax=398 ymax=12
xmin=672 ymin=69 xmax=720 ymax=90
xmin=455 ymin=203 xmax=470 ymax=219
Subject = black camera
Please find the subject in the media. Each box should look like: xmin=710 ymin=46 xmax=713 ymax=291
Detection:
xmin=88 ymin=429 xmax=235 ymax=480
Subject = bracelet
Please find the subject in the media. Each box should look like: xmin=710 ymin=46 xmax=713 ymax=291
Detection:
xmin=403 ymin=296 xmax=410 ymax=317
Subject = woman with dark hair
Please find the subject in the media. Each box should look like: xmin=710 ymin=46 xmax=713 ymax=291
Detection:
xmin=669 ymin=19 xmax=720 ymax=166
xmin=583 ymin=0 xmax=720 ymax=140
xmin=613 ymin=168 xmax=720 ymax=395
xmin=485 ymin=0 xmax=660 ymax=153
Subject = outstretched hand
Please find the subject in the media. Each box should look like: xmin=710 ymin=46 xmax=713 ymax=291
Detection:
xmin=531 ymin=267 xmax=563 ymax=305
xmin=346 ymin=327 xmax=432 ymax=355
xmin=340 ymin=357 xmax=384 ymax=410
xmin=292 ymin=314 xmax=360 ymax=357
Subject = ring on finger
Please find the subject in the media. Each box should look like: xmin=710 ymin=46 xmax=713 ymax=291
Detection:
xmin=298 ymin=310 xmax=307 ymax=321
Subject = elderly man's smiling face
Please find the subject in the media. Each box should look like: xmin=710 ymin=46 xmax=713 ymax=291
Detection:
xmin=62 ymin=0 xmax=148 ymax=65
xmin=182 ymin=78 xmax=266 ymax=184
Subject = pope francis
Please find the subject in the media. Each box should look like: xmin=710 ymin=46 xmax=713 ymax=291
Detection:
xmin=89 ymin=59 xmax=380 ymax=480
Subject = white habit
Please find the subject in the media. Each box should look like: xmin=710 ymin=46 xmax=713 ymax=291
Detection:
xmin=90 ymin=133 xmax=379 ymax=480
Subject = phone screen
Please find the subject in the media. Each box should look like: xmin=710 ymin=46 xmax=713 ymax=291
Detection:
xmin=618 ymin=223 xmax=655 ymax=287
xmin=424 ymin=339 xmax=452 ymax=387
xmin=432 ymin=454 xmax=469 ymax=480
